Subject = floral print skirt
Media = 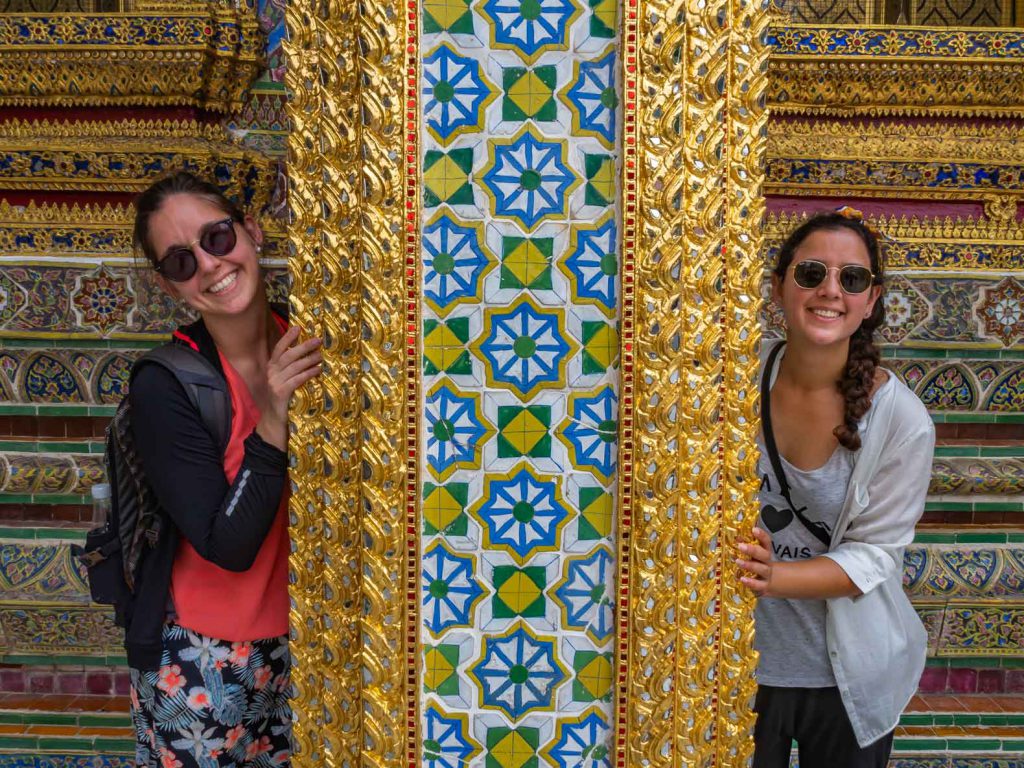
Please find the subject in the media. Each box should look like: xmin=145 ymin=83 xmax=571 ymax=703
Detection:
xmin=130 ymin=623 xmax=292 ymax=767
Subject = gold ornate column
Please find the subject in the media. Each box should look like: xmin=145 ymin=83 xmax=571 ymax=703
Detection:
xmin=283 ymin=0 xmax=414 ymax=765
xmin=283 ymin=0 xmax=767 ymax=764
xmin=618 ymin=0 xmax=767 ymax=765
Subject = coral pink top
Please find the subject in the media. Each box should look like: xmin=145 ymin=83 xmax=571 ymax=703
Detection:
xmin=170 ymin=353 xmax=290 ymax=641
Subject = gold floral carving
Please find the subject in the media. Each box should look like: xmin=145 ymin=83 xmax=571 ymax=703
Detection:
xmin=283 ymin=0 xmax=410 ymax=765
xmin=766 ymin=212 xmax=1024 ymax=271
xmin=0 ymin=120 xmax=226 ymax=141
xmin=766 ymin=120 xmax=1024 ymax=202
xmin=0 ymin=201 xmax=132 ymax=255
xmin=620 ymin=0 xmax=764 ymax=765
xmin=768 ymin=27 xmax=1024 ymax=117
xmin=0 ymin=5 xmax=261 ymax=111
xmin=353 ymin=0 xmax=413 ymax=760
xmin=768 ymin=120 xmax=1024 ymax=163
xmin=0 ymin=120 xmax=274 ymax=204
xmin=0 ymin=200 xmax=132 ymax=225
xmin=0 ymin=200 xmax=284 ymax=258
xmin=281 ymin=6 xmax=332 ymax=763
xmin=984 ymin=194 xmax=1018 ymax=223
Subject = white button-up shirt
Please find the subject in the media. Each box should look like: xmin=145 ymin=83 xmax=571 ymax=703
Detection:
xmin=765 ymin=346 xmax=935 ymax=747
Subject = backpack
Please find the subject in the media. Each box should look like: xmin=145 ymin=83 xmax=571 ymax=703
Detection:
xmin=72 ymin=342 xmax=231 ymax=627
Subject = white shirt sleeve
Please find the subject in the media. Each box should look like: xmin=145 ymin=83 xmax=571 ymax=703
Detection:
xmin=822 ymin=421 xmax=935 ymax=597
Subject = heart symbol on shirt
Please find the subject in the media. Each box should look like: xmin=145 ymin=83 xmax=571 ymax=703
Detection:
xmin=760 ymin=504 xmax=793 ymax=533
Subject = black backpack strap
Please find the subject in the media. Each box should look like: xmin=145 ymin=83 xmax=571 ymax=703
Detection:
xmin=132 ymin=344 xmax=232 ymax=453
xmin=760 ymin=342 xmax=832 ymax=548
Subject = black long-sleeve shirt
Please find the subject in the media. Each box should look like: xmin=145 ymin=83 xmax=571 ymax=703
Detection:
xmin=122 ymin=313 xmax=287 ymax=669
xmin=130 ymin=364 xmax=287 ymax=572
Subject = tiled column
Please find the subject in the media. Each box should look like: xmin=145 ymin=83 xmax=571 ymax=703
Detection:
xmin=417 ymin=0 xmax=622 ymax=762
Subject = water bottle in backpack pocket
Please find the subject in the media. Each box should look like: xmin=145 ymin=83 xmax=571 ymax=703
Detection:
xmin=73 ymin=482 xmax=131 ymax=624
xmin=71 ymin=410 xmax=163 ymax=629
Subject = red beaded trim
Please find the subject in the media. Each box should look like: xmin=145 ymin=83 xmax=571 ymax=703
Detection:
xmin=614 ymin=0 xmax=638 ymax=762
xmin=405 ymin=0 xmax=421 ymax=762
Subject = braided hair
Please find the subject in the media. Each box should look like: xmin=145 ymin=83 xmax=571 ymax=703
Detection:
xmin=773 ymin=212 xmax=886 ymax=451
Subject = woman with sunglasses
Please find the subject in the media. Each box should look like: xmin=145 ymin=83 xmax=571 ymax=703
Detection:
xmin=126 ymin=171 xmax=321 ymax=766
xmin=737 ymin=210 xmax=934 ymax=768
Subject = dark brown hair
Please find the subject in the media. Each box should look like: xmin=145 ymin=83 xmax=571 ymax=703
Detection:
xmin=774 ymin=212 xmax=886 ymax=451
xmin=132 ymin=171 xmax=244 ymax=266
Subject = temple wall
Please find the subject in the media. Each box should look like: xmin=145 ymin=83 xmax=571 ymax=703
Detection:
xmin=0 ymin=1 xmax=1021 ymax=766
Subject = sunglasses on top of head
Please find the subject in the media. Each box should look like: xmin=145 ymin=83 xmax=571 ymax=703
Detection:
xmin=154 ymin=216 xmax=241 ymax=283
xmin=789 ymin=259 xmax=876 ymax=295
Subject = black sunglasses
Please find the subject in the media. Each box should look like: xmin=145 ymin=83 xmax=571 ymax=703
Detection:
xmin=791 ymin=259 xmax=875 ymax=295
xmin=154 ymin=217 xmax=239 ymax=283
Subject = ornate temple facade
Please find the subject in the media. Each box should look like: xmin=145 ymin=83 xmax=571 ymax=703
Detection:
xmin=0 ymin=1 xmax=1021 ymax=766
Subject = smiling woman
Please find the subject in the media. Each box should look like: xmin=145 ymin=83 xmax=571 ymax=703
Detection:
xmin=117 ymin=171 xmax=324 ymax=767
xmin=738 ymin=210 xmax=936 ymax=768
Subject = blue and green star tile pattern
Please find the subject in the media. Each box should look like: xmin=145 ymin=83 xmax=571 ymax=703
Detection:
xmin=419 ymin=0 xmax=621 ymax=758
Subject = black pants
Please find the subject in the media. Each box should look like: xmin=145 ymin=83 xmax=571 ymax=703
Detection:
xmin=753 ymin=685 xmax=894 ymax=768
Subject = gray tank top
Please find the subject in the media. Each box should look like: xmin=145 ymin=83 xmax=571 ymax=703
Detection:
xmin=754 ymin=437 xmax=854 ymax=687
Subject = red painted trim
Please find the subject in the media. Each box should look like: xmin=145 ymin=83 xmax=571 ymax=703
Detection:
xmin=405 ymin=0 xmax=421 ymax=762
xmin=615 ymin=0 xmax=638 ymax=762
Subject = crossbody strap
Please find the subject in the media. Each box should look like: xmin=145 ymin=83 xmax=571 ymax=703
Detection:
xmin=760 ymin=342 xmax=832 ymax=548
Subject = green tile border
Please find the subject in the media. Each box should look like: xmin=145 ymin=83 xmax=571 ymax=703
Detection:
xmin=924 ymin=501 xmax=1024 ymax=514
xmin=0 ymin=653 xmax=125 ymax=666
xmin=956 ymin=529 xmax=1013 ymax=541
xmin=0 ymin=737 xmax=39 ymax=750
xmin=898 ymin=711 xmax=1024 ymax=727
xmin=885 ymin=347 xmax=1024 ymax=360
xmin=36 ymin=737 xmax=96 ymax=751
xmin=926 ymin=656 xmax=1024 ymax=669
xmin=0 ymin=744 xmax=134 ymax=757
xmin=931 ymin=413 xmax=1024 ymax=424
xmin=934 ymin=446 xmax=982 ymax=458
xmin=0 ymin=711 xmax=129 ymax=728
xmin=91 ymin=738 xmax=136 ymax=753
xmin=933 ymin=446 xmax=1024 ymax=458
xmin=0 ymin=494 xmax=90 ymax=504
xmin=892 ymin=737 xmax=948 ymax=751
xmin=77 ymin=714 xmax=130 ymax=727
xmin=0 ymin=441 xmax=103 ymax=454
xmin=892 ymin=736 xmax=1022 ymax=752
xmin=944 ymin=738 xmax=1005 ymax=751
xmin=0 ymin=405 xmax=117 ymax=417
xmin=0 ymin=339 xmax=158 ymax=351
xmin=884 ymin=531 xmax=1024 ymax=545
xmin=0 ymin=527 xmax=87 ymax=541
xmin=25 ymin=715 xmax=71 ymax=726
xmin=977 ymin=446 xmax=1024 ymax=458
